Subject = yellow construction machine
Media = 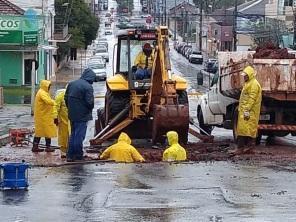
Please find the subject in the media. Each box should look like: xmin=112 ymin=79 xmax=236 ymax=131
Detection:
xmin=90 ymin=26 xmax=190 ymax=145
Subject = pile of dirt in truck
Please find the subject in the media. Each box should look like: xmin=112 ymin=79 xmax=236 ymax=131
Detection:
xmin=253 ymin=43 xmax=295 ymax=59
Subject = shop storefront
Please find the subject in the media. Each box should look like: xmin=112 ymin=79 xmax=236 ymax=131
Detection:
xmin=0 ymin=14 xmax=45 ymax=86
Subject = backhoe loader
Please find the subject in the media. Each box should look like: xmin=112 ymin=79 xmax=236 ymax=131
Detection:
xmin=90 ymin=26 xmax=189 ymax=145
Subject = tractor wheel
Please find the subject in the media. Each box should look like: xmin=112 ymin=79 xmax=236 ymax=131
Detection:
xmin=104 ymin=88 xmax=130 ymax=124
xmin=177 ymin=90 xmax=189 ymax=105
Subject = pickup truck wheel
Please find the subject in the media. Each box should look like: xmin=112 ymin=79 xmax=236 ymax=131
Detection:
xmin=198 ymin=110 xmax=212 ymax=135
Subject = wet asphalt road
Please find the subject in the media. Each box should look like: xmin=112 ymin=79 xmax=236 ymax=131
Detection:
xmin=1 ymin=162 xmax=296 ymax=221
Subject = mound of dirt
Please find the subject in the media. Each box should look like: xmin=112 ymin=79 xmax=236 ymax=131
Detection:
xmin=253 ymin=43 xmax=295 ymax=59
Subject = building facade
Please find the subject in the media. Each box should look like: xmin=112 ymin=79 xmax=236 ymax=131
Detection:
xmin=0 ymin=0 xmax=45 ymax=86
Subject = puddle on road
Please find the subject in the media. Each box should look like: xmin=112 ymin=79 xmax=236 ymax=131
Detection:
xmin=4 ymin=95 xmax=31 ymax=104
xmin=116 ymin=175 xmax=152 ymax=189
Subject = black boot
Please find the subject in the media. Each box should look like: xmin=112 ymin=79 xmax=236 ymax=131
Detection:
xmin=32 ymin=143 xmax=44 ymax=152
xmin=45 ymin=146 xmax=55 ymax=152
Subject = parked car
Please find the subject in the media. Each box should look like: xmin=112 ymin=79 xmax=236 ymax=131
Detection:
xmin=189 ymin=51 xmax=203 ymax=64
xmin=88 ymin=55 xmax=105 ymax=66
xmin=105 ymin=22 xmax=111 ymax=27
xmin=185 ymin=48 xmax=193 ymax=59
xmin=204 ymin=58 xmax=218 ymax=73
xmin=105 ymin=12 xmax=111 ymax=17
xmin=96 ymin=42 xmax=108 ymax=49
xmin=176 ymin=43 xmax=185 ymax=53
xmin=104 ymin=28 xmax=112 ymax=35
xmin=181 ymin=45 xmax=192 ymax=56
xmin=93 ymin=45 xmax=109 ymax=62
xmin=88 ymin=62 xmax=107 ymax=81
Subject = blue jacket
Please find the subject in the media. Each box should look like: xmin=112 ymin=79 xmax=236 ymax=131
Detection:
xmin=65 ymin=68 xmax=96 ymax=122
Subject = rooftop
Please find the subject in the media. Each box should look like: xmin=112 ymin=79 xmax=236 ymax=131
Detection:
xmin=0 ymin=0 xmax=24 ymax=15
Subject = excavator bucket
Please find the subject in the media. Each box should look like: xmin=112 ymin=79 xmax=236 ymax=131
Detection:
xmin=152 ymin=104 xmax=189 ymax=144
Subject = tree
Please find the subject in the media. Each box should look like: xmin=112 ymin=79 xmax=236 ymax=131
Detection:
xmin=251 ymin=19 xmax=287 ymax=48
xmin=55 ymin=0 xmax=99 ymax=48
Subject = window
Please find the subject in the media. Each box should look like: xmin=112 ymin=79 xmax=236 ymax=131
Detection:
xmin=214 ymin=29 xmax=218 ymax=36
xmin=118 ymin=39 xmax=154 ymax=72
xmin=284 ymin=0 xmax=293 ymax=6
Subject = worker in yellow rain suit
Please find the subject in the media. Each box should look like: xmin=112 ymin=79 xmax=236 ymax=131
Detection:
xmin=32 ymin=80 xmax=57 ymax=153
xmin=133 ymin=42 xmax=154 ymax=80
xmin=231 ymin=66 xmax=262 ymax=155
xmin=162 ymin=131 xmax=187 ymax=162
xmin=53 ymin=89 xmax=70 ymax=158
xmin=100 ymin=132 xmax=145 ymax=163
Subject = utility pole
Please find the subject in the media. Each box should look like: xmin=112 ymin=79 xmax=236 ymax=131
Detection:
xmin=31 ymin=60 xmax=36 ymax=116
xmin=199 ymin=0 xmax=203 ymax=51
xmin=174 ymin=0 xmax=177 ymax=40
xmin=164 ymin=0 xmax=167 ymax=26
xmin=233 ymin=0 xmax=238 ymax=51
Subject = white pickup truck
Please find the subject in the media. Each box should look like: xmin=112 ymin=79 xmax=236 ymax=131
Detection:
xmin=196 ymin=51 xmax=296 ymax=143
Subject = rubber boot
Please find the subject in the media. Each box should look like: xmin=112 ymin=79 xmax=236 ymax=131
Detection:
xmin=32 ymin=143 xmax=44 ymax=152
xmin=45 ymin=146 xmax=55 ymax=152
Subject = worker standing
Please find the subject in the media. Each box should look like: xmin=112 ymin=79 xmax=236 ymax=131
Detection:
xmin=54 ymin=88 xmax=70 ymax=158
xmin=100 ymin=132 xmax=145 ymax=163
xmin=162 ymin=131 xmax=187 ymax=162
xmin=134 ymin=42 xmax=154 ymax=80
xmin=32 ymin=80 xmax=56 ymax=152
xmin=232 ymin=66 xmax=262 ymax=155
xmin=65 ymin=68 xmax=96 ymax=162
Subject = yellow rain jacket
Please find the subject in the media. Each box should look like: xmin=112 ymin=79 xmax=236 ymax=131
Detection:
xmin=34 ymin=80 xmax=57 ymax=138
xmin=237 ymin=66 xmax=262 ymax=138
xmin=134 ymin=51 xmax=154 ymax=69
xmin=53 ymin=89 xmax=70 ymax=153
xmin=163 ymin=131 xmax=187 ymax=161
xmin=100 ymin=132 xmax=145 ymax=163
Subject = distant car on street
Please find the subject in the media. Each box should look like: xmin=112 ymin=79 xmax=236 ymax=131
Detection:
xmin=88 ymin=62 xmax=107 ymax=81
xmin=104 ymin=28 xmax=112 ymax=35
xmin=204 ymin=59 xmax=218 ymax=73
xmin=94 ymin=45 xmax=109 ymax=62
xmin=189 ymin=51 xmax=203 ymax=64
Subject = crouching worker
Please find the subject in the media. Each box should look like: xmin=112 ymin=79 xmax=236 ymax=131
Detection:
xmin=162 ymin=131 xmax=187 ymax=162
xmin=32 ymin=80 xmax=57 ymax=152
xmin=100 ymin=132 xmax=145 ymax=163
xmin=54 ymin=88 xmax=70 ymax=158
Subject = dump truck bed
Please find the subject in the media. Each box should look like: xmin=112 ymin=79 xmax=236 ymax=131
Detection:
xmin=218 ymin=51 xmax=296 ymax=101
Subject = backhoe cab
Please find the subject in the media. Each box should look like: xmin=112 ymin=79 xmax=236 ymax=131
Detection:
xmin=92 ymin=26 xmax=189 ymax=145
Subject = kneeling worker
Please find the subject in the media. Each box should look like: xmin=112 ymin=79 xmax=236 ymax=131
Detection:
xmin=163 ymin=131 xmax=187 ymax=162
xmin=100 ymin=132 xmax=145 ymax=163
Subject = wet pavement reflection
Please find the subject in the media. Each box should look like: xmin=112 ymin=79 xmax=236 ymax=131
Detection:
xmin=1 ymin=163 xmax=296 ymax=221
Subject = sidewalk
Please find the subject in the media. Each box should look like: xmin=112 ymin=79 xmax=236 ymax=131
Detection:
xmin=51 ymin=49 xmax=93 ymax=85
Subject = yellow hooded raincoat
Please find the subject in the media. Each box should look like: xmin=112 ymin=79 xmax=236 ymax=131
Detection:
xmin=237 ymin=66 xmax=262 ymax=138
xmin=100 ymin=132 xmax=145 ymax=163
xmin=162 ymin=131 xmax=187 ymax=161
xmin=53 ymin=89 xmax=70 ymax=153
xmin=34 ymin=80 xmax=57 ymax=138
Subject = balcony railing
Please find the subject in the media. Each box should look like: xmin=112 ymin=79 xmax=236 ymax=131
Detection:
xmin=54 ymin=24 xmax=69 ymax=40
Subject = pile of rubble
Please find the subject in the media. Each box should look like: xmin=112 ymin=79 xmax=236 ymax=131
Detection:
xmin=253 ymin=42 xmax=295 ymax=59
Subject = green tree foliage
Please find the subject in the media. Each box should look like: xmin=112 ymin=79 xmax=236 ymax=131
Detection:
xmin=251 ymin=19 xmax=287 ymax=48
xmin=55 ymin=0 xmax=99 ymax=48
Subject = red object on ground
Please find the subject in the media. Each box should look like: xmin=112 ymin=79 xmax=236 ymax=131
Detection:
xmin=9 ymin=128 xmax=32 ymax=147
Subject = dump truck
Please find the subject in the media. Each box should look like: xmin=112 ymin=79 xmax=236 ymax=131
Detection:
xmin=90 ymin=27 xmax=190 ymax=145
xmin=197 ymin=51 xmax=296 ymax=143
